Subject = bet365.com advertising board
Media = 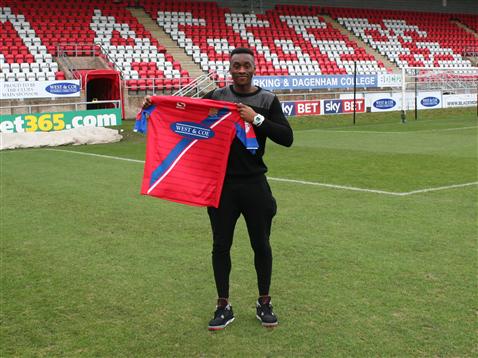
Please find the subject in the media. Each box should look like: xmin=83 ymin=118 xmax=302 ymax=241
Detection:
xmin=0 ymin=108 xmax=122 ymax=133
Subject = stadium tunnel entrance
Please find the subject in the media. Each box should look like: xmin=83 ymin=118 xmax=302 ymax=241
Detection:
xmin=82 ymin=70 xmax=124 ymax=117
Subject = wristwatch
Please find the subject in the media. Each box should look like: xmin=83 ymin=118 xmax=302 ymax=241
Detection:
xmin=252 ymin=114 xmax=265 ymax=126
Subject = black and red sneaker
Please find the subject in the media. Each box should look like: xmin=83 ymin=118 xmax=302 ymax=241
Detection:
xmin=256 ymin=296 xmax=278 ymax=328
xmin=208 ymin=299 xmax=235 ymax=331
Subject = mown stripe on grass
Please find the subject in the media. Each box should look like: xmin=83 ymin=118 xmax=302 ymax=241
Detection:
xmin=28 ymin=148 xmax=475 ymax=197
xmin=321 ymin=125 xmax=478 ymax=134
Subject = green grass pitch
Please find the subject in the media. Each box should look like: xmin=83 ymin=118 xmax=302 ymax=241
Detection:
xmin=1 ymin=107 xmax=477 ymax=357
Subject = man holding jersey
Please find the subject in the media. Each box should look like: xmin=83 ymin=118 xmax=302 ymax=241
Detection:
xmin=143 ymin=47 xmax=293 ymax=330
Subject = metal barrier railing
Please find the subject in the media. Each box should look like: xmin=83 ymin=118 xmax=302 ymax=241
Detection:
xmin=173 ymin=72 xmax=216 ymax=97
xmin=122 ymin=76 xmax=215 ymax=96
xmin=55 ymin=43 xmax=121 ymax=83
xmin=56 ymin=43 xmax=102 ymax=58
xmin=463 ymin=45 xmax=478 ymax=57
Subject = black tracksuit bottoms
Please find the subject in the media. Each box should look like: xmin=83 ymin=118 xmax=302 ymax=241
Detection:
xmin=207 ymin=174 xmax=277 ymax=298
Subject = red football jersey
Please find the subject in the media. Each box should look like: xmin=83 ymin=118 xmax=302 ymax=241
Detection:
xmin=141 ymin=96 xmax=244 ymax=207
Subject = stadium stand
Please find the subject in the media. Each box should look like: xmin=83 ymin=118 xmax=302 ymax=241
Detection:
xmin=0 ymin=6 xmax=58 ymax=82
xmin=328 ymin=7 xmax=476 ymax=69
xmin=0 ymin=0 xmax=191 ymax=91
xmin=138 ymin=0 xmax=476 ymax=83
xmin=147 ymin=0 xmax=387 ymax=82
xmin=1 ymin=0 xmax=476 ymax=89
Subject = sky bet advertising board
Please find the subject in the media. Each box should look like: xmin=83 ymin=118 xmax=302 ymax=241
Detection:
xmin=323 ymin=98 xmax=365 ymax=115
xmin=281 ymin=100 xmax=321 ymax=116
xmin=281 ymin=99 xmax=365 ymax=117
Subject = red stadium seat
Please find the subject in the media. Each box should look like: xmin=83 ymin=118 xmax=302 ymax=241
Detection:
xmin=55 ymin=71 xmax=65 ymax=80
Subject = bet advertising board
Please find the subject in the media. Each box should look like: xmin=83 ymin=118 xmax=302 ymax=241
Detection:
xmin=0 ymin=108 xmax=122 ymax=133
xmin=281 ymin=99 xmax=365 ymax=117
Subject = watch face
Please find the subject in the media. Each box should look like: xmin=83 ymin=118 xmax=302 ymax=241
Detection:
xmin=253 ymin=115 xmax=264 ymax=126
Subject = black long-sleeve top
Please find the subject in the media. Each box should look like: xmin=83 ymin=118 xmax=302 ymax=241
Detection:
xmin=203 ymin=85 xmax=293 ymax=178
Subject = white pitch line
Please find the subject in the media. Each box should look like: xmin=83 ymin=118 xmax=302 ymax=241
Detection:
xmin=46 ymin=148 xmax=144 ymax=163
xmin=402 ymin=182 xmax=478 ymax=195
xmin=268 ymin=177 xmax=478 ymax=196
xmin=44 ymin=148 xmax=478 ymax=196
xmin=267 ymin=177 xmax=403 ymax=196
xmin=319 ymin=130 xmax=407 ymax=134
xmin=426 ymin=126 xmax=478 ymax=132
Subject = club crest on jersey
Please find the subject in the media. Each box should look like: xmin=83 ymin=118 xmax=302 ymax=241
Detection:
xmin=171 ymin=122 xmax=215 ymax=140
xmin=209 ymin=108 xmax=218 ymax=116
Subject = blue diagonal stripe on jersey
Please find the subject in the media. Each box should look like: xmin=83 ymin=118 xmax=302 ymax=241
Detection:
xmin=234 ymin=123 xmax=258 ymax=154
xmin=149 ymin=108 xmax=231 ymax=187
xmin=134 ymin=105 xmax=156 ymax=134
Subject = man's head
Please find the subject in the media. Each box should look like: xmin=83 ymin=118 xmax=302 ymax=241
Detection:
xmin=229 ymin=47 xmax=255 ymax=89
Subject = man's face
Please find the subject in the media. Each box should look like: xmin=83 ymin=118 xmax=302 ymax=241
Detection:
xmin=229 ymin=53 xmax=256 ymax=86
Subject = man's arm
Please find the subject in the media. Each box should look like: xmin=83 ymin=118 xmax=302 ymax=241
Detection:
xmin=247 ymin=97 xmax=293 ymax=147
xmin=142 ymin=95 xmax=152 ymax=108
xmin=202 ymin=89 xmax=215 ymax=99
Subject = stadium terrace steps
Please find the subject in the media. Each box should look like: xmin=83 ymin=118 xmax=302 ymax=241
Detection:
xmin=68 ymin=57 xmax=110 ymax=71
xmin=54 ymin=57 xmax=75 ymax=80
xmin=455 ymin=15 xmax=478 ymax=34
xmin=323 ymin=14 xmax=399 ymax=73
xmin=451 ymin=20 xmax=478 ymax=37
xmin=127 ymin=7 xmax=205 ymax=80
xmin=55 ymin=56 xmax=110 ymax=83
xmin=450 ymin=21 xmax=478 ymax=65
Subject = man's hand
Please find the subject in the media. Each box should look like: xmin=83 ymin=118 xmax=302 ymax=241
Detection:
xmin=237 ymin=103 xmax=256 ymax=123
xmin=142 ymin=96 xmax=152 ymax=109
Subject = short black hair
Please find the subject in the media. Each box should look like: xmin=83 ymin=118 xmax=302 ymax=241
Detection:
xmin=230 ymin=47 xmax=254 ymax=57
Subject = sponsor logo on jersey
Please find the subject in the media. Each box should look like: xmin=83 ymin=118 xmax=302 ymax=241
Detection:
xmin=171 ymin=122 xmax=215 ymax=140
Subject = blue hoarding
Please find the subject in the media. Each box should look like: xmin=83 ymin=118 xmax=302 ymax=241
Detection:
xmin=323 ymin=99 xmax=343 ymax=114
xmin=253 ymin=75 xmax=378 ymax=91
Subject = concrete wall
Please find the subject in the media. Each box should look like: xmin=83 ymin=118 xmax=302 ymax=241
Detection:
xmin=123 ymin=94 xmax=144 ymax=119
